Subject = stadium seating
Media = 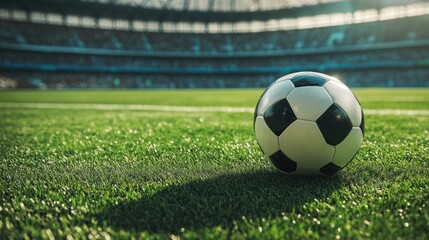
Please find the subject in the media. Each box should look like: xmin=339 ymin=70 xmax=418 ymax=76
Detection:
xmin=0 ymin=15 xmax=428 ymax=88
xmin=1 ymin=16 xmax=428 ymax=51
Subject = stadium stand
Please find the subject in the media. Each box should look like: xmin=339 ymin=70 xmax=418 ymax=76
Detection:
xmin=0 ymin=0 xmax=428 ymax=88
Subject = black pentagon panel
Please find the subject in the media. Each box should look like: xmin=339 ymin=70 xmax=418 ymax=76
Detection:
xmin=319 ymin=163 xmax=342 ymax=175
xmin=254 ymin=81 xmax=277 ymax=129
xmin=269 ymin=151 xmax=297 ymax=173
xmin=360 ymin=108 xmax=365 ymax=137
xmin=264 ymin=98 xmax=297 ymax=136
xmin=290 ymin=74 xmax=328 ymax=87
xmin=317 ymin=104 xmax=352 ymax=146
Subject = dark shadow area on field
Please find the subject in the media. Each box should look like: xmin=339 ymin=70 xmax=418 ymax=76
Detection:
xmin=96 ymin=169 xmax=343 ymax=233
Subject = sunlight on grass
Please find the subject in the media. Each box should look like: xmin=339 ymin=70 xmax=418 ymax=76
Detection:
xmin=0 ymin=89 xmax=428 ymax=239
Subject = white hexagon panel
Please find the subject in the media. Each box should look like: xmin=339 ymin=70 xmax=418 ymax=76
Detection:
xmin=255 ymin=80 xmax=295 ymax=117
xmin=254 ymin=116 xmax=280 ymax=157
xmin=279 ymin=120 xmax=334 ymax=172
xmin=331 ymin=127 xmax=363 ymax=168
xmin=286 ymin=87 xmax=333 ymax=121
xmin=323 ymin=81 xmax=362 ymax=127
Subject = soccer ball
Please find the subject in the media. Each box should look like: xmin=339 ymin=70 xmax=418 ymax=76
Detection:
xmin=254 ymin=72 xmax=364 ymax=175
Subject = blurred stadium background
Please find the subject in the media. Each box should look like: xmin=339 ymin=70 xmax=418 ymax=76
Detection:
xmin=0 ymin=0 xmax=428 ymax=89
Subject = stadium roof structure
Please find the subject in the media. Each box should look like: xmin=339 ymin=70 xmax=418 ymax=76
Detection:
xmin=1 ymin=0 xmax=428 ymax=23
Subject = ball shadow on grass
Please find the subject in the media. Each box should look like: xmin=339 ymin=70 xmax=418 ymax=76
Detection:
xmin=96 ymin=169 xmax=343 ymax=234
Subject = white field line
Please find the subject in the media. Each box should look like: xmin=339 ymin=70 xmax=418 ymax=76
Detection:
xmin=364 ymin=109 xmax=429 ymax=116
xmin=0 ymin=102 xmax=253 ymax=113
xmin=0 ymin=102 xmax=429 ymax=116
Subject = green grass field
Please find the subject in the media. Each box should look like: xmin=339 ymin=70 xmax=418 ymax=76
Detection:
xmin=1 ymin=88 xmax=428 ymax=239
